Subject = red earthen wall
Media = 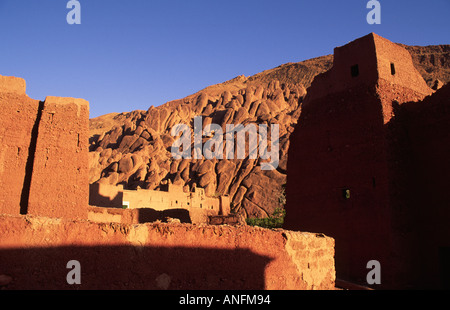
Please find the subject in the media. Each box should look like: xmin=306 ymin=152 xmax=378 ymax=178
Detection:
xmin=0 ymin=75 xmax=26 ymax=94
xmin=398 ymin=84 xmax=450 ymax=288
xmin=285 ymin=84 xmax=395 ymax=285
xmin=0 ymin=76 xmax=41 ymax=215
xmin=306 ymin=33 xmax=432 ymax=105
xmin=0 ymin=214 xmax=335 ymax=290
xmin=0 ymin=76 xmax=90 ymax=220
xmin=285 ymin=34 xmax=443 ymax=289
xmin=27 ymin=96 xmax=89 ymax=219
xmin=373 ymin=34 xmax=433 ymax=97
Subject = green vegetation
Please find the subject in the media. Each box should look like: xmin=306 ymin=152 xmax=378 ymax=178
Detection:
xmin=246 ymin=184 xmax=287 ymax=229
xmin=246 ymin=207 xmax=286 ymax=229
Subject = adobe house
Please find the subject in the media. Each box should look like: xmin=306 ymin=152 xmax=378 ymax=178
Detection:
xmin=285 ymin=33 xmax=450 ymax=289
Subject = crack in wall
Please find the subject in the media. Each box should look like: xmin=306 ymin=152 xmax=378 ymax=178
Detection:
xmin=19 ymin=100 xmax=45 ymax=215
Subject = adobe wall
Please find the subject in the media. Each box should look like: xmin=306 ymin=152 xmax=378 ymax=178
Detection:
xmin=89 ymin=183 xmax=225 ymax=224
xmin=27 ymin=96 xmax=90 ymax=220
xmin=219 ymin=195 xmax=231 ymax=215
xmin=306 ymin=33 xmax=433 ymax=105
xmin=373 ymin=33 xmax=433 ymax=97
xmin=0 ymin=75 xmax=90 ymax=220
xmin=87 ymin=206 xmax=125 ymax=223
xmin=0 ymin=75 xmax=26 ymax=94
xmin=285 ymin=84 xmax=395 ymax=285
xmin=305 ymin=33 xmax=379 ymax=103
xmin=0 ymin=213 xmax=336 ymax=290
xmin=285 ymin=34 xmax=436 ymax=288
xmin=395 ymin=83 xmax=450 ymax=288
xmin=87 ymin=204 xmax=218 ymax=226
xmin=0 ymin=76 xmax=41 ymax=215
xmin=122 ymin=185 xmax=192 ymax=210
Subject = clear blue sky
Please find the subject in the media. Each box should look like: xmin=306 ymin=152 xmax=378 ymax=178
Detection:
xmin=0 ymin=0 xmax=448 ymax=118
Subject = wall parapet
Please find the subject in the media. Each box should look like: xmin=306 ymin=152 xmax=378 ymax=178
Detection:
xmin=0 ymin=213 xmax=335 ymax=290
xmin=0 ymin=75 xmax=26 ymax=94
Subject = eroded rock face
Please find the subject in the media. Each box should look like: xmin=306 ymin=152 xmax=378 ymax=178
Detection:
xmin=88 ymin=44 xmax=450 ymax=219
xmin=89 ymin=79 xmax=298 ymax=219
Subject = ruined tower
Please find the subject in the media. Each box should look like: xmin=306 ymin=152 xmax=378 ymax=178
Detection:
xmin=0 ymin=76 xmax=41 ymax=215
xmin=0 ymin=75 xmax=89 ymax=220
xmin=285 ymin=33 xmax=436 ymax=288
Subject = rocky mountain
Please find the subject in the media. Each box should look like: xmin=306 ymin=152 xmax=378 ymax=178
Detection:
xmin=89 ymin=43 xmax=449 ymax=219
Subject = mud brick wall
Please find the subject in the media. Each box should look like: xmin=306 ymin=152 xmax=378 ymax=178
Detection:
xmin=0 ymin=75 xmax=89 ymax=220
xmin=305 ymin=33 xmax=432 ymax=104
xmin=285 ymin=33 xmax=449 ymax=289
xmin=0 ymin=76 xmax=41 ymax=215
xmin=0 ymin=75 xmax=26 ymax=94
xmin=398 ymin=83 xmax=450 ymax=288
xmin=285 ymin=85 xmax=394 ymax=286
xmin=27 ymin=96 xmax=89 ymax=219
xmin=0 ymin=214 xmax=335 ymax=290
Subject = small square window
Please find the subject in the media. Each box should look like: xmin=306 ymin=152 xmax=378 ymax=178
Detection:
xmin=351 ymin=65 xmax=359 ymax=77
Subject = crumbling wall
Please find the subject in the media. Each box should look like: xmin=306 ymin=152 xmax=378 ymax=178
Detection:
xmin=27 ymin=96 xmax=89 ymax=219
xmin=0 ymin=76 xmax=41 ymax=215
xmin=0 ymin=214 xmax=335 ymax=290
xmin=0 ymin=75 xmax=89 ymax=220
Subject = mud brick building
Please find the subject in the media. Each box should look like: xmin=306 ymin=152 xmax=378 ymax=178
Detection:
xmin=0 ymin=74 xmax=336 ymax=290
xmin=88 ymin=182 xmax=231 ymax=224
xmin=285 ymin=33 xmax=450 ymax=289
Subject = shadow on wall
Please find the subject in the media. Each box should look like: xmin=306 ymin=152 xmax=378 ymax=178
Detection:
xmin=19 ymin=100 xmax=45 ymax=215
xmin=0 ymin=245 xmax=272 ymax=290
xmin=285 ymin=82 xmax=450 ymax=289
xmin=386 ymin=83 xmax=450 ymax=289
xmin=285 ymin=84 xmax=391 ymax=286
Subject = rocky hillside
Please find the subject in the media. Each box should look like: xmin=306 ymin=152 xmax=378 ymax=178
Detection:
xmin=89 ymin=43 xmax=449 ymax=219
xmin=401 ymin=44 xmax=450 ymax=90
